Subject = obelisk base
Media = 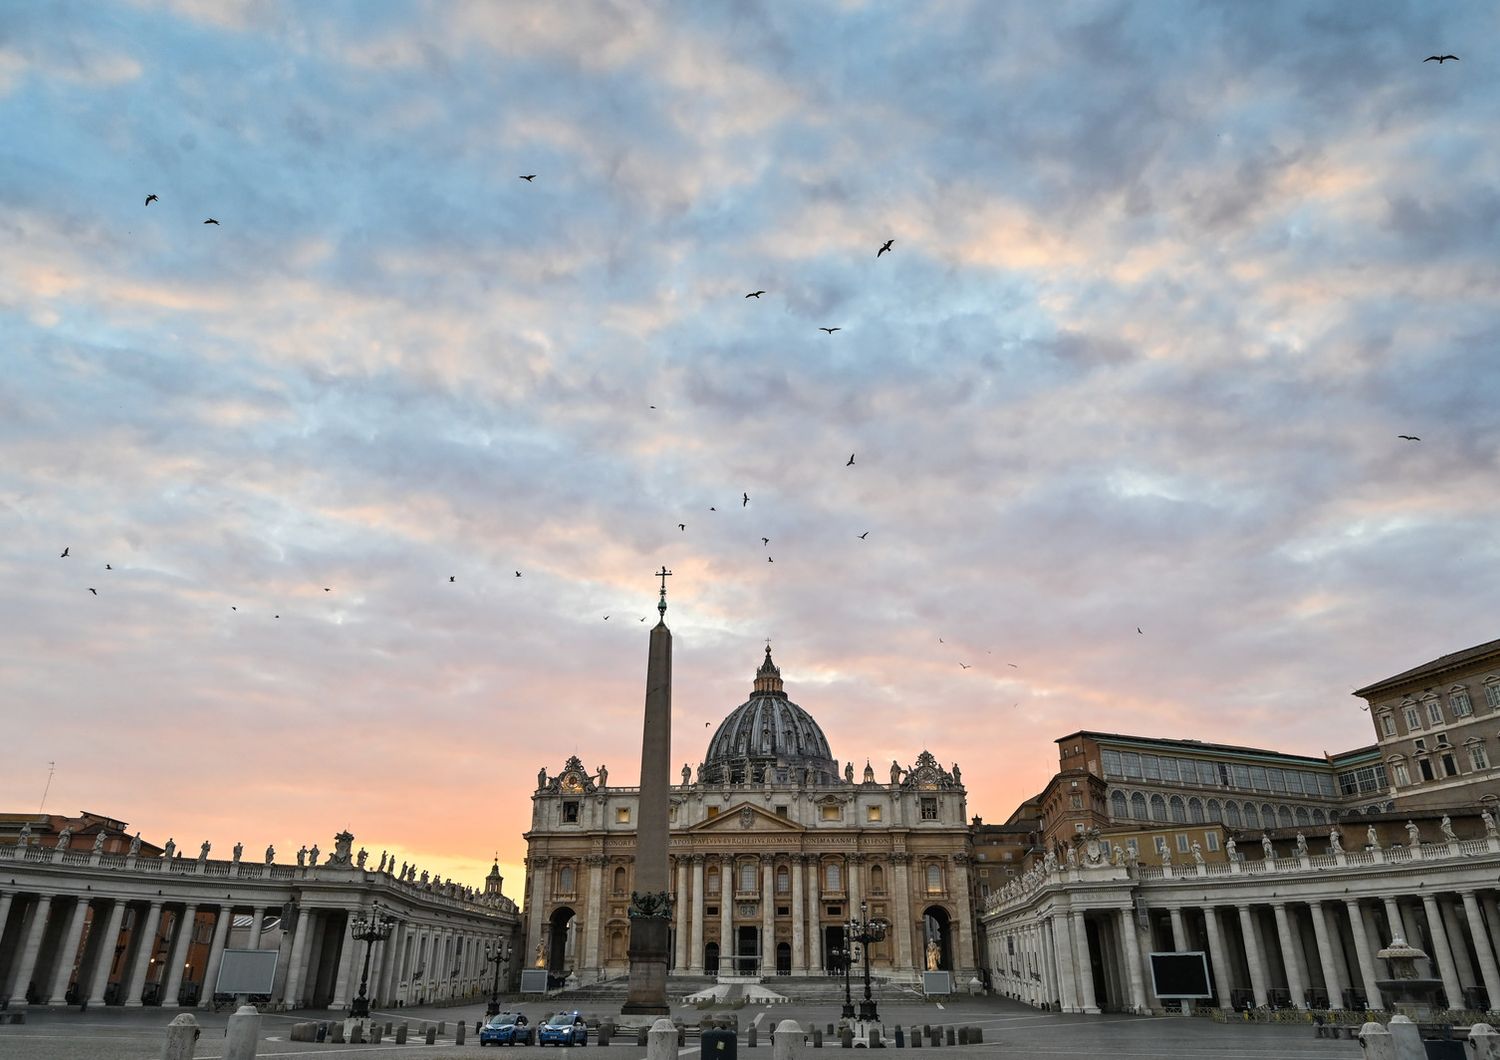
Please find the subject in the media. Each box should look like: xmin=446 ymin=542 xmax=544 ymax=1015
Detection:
xmin=620 ymin=917 xmax=671 ymax=1016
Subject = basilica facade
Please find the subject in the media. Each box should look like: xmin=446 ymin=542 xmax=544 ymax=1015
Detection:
xmin=520 ymin=647 xmax=976 ymax=984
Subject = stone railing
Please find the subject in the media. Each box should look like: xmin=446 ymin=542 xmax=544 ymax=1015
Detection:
xmin=982 ymin=834 xmax=1500 ymax=917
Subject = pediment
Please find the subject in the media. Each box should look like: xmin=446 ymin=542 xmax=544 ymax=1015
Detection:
xmin=687 ymin=802 xmax=806 ymax=833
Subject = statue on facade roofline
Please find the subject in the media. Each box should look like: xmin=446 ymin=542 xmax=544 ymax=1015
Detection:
xmin=1160 ymin=843 xmax=1171 ymax=869
xmin=17 ymin=821 xmax=32 ymax=845
xmin=356 ymin=847 xmax=367 ymax=868
xmin=297 ymin=845 xmax=307 ymax=867
xmin=1406 ymin=820 xmax=1421 ymax=847
xmin=93 ymin=831 xmax=107 ymax=854
xmin=1294 ymin=832 xmax=1308 ymax=857
xmin=309 ymin=843 xmax=320 ymax=865
xmin=265 ymin=844 xmax=275 ymax=865
xmin=845 ymin=762 xmax=854 ymax=784
xmin=1329 ymin=829 xmax=1343 ymax=855
xmin=163 ymin=837 xmax=176 ymax=859
xmin=232 ymin=841 xmax=242 ymax=864
xmin=682 ymin=763 xmax=691 ymax=786
xmin=1191 ymin=841 xmax=1204 ymax=865
xmin=1226 ymin=836 xmax=1238 ymax=861
xmin=1367 ymin=824 xmax=1379 ymax=849
xmin=1260 ymin=834 xmax=1273 ymax=860
xmin=597 ymin=764 xmax=608 ymax=788
xmin=198 ymin=840 xmax=211 ymax=863
xmin=1441 ymin=815 xmax=1457 ymax=841
xmin=1484 ymin=809 xmax=1498 ymax=838
xmin=130 ymin=832 xmax=142 ymax=856
xmin=55 ymin=826 xmax=73 ymax=849
xmin=538 ymin=766 xmax=548 ymax=790
xmin=891 ymin=760 xmax=902 ymax=785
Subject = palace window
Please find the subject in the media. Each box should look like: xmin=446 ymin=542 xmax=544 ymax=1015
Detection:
xmin=1419 ymin=758 xmax=1435 ymax=781
xmin=1277 ymin=806 xmax=1294 ymax=828
xmin=1189 ymin=798 xmax=1205 ymax=823
xmin=1230 ymin=763 xmax=1251 ymax=789
xmin=1122 ymin=752 xmax=1142 ymax=778
xmin=776 ymin=866 xmax=790 ymax=894
xmin=1226 ymin=802 xmax=1243 ymax=828
xmin=1176 ymin=834 xmax=1190 ymax=853
xmin=1130 ymin=792 xmax=1148 ymax=820
xmin=1205 ymin=832 xmax=1220 ymax=852
xmin=920 ymin=798 xmax=938 ymax=821
xmin=1111 ymin=791 xmax=1128 ymax=818
xmin=925 ymin=863 xmax=943 ymax=894
xmin=1295 ymin=807 xmax=1310 ymax=826
xmin=1312 ymin=808 xmax=1327 ymax=824
xmin=1206 ymin=799 xmax=1222 ymax=823
xmin=1380 ymin=714 xmax=1396 ymax=738
xmin=1102 ymin=749 xmax=1123 ymax=776
xmin=1470 ymin=743 xmax=1490 ymax=771
xmin=1244 ymin=803 xmax=1261 ymax=829
xmin=1169 ymin=796 xmax=1186 ymax=823
xmin=558 ymin=865 xmax=575 ymax=894
xmin=1250 ymin=766 xmax=1269 ymax=791
xmin=1150 ymin=795 xmax=1167 ymax=822
xmin=1143 ymin=755 xmax=1161 ymax=780
xmin=825 ymin=862 xmax=842 ymax=891
xmin=1451 ymin=690 xmax=1474 ymax=717
xmin=1405 ymin=706 xmax=1422 ymax=731
xmin=1486 ymin=681 xmax=1500 ymax=709
xmin=739 ymin=862 xmax=758 ymax=893
xmin=1268 ymin=768 xmax=1286 ymax=793
xmin=707 ymin=868 xmax=720 ymax=895
xmin=869 ymin=865 xmax=885 ymax=894
xmin=1442 ymin=753 xmax=1459 ymax=777
xmin=1160 ymin=757 xmax=1180 ymax=783
xmin=1428 ymin=699 xmax=1445 ymax=726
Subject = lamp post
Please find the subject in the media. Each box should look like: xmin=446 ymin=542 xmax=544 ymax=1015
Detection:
xmin=348 ymin=901 xmax=397 ymax=1019
xmin=848 ymin=901 xmax=888 ymax=1023
xmin=832 ymin=942 xmax=855 ymax=1019
xmin=484 ymin=940 xmax=511 ymax=1017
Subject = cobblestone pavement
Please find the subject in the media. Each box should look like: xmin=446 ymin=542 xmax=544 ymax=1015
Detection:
xmin=0 ymin=996 xmax=1362 ymax=1059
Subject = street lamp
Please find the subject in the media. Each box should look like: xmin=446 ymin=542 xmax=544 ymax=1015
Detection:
xmin=484 ymin=940 xmax=511 ymax=1016
xmin=832 ymin=941 xmax=855 ymax=1019
xmin=348 ymin=901 xmax=398 ymax=1019
xmin=847 ymin=901 xmax=889 ymax=1023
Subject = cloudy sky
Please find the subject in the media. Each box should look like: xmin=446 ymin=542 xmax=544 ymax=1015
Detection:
xmin=4 ymin=1 xmax=1498 ymax=895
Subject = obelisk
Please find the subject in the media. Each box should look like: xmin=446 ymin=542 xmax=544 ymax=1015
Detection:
xmin=621 ymin=567 xmax=674 ymax=1016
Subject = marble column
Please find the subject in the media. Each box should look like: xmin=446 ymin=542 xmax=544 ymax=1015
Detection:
xmin=1345 ymin=900 xmax=1383 ymax=1008
xmin=789 ymin=855 xmax=806 ymax=974
xmin=1272 ymin=903 xmax=1307 ymax=1009
xmin=718 ymin=856 xmax=732 ymax=975
xmin=199 ymin=905 xmax=233 ymax=1007
xmin=1440 ymin=897 xmax=1477 ymax=993
xmin=1308 ymin=901 xmax=1343 ymax=1006
xmin=161 ymin=904 xmax=199 ymax=1007
xmin=281 ymin=908 xmax=315 ymax=1009
xmin=1039 ymin=916 xmax=1057 ymax=1007
xmin=526 ymin=857 xmax=548 ymax=973
xmin=847 ymin=854 xmax=862 ymax=918
xmin=1463 ymin=891 xmax=1500 ymax=1008
xmin=1382 ymin=897 xmax=1411 ymax=947
xmin=248 ymin=907 xmax=265 ymax=950
xmin=1420 ymin=893 xmax=1464 ymax=1009
xmin=1167 ymin=908 xmax=1185 ymax=950
xmin=1201 ymin=907 xmax=1234 ymax=1009
xmin=330 ymin=914 xmax=359 ymax=1009
xmin=1236 ymin=905 xmax=1269 ymax=1008
xmin=45 ymin=898 xmax=90 ymax=1005
xmin=674 ymin=857 xmax=690 ymax=972
xmin=689 ymin=856 xmax=706 ymax=974
xmin=377 ymin=921 xmax=406 ymax=1004
xmin=892 ymin=854 xmax=914 ymax=973
xmin=87 ymin=899 xmax=129 ymax=1006
xmin=122 ymin=900 xmax=163 ymax=1007
xmin=8 ymin=895 xmax=54 ymax=1005
xmin=760 ymin=857 xmax=774 ymax=975
xmin=1118 ymin=909 xmax=1147 ymax=1012
xmin=1070 ymin=912 xmax=1098 ymax=1013
xmin=1051 ymin=916 xmax=1077 ymax=1012
xmin=582 ymin=855 xmax=604 ymax=974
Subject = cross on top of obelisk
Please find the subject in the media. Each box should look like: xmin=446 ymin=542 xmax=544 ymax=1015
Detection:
xmin=657 ymin=566 xmax=672 ymax=616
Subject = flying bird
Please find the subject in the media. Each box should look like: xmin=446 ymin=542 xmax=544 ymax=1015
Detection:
xmin=959 ymin=662 xmax=970 ymax=670
xmin=640 ymin=616 xmax=647 ymax=622
xmin=820 ymin=327 xmax=841 ymax=334
xmin=519 ymin=174 xmax=536 ymax=181
xmin=846 ymin=454 xmax=855 ymax=466
xmin=762 ymin=537 xmax=769 ymax=545
xmin=60 ymin=547 xmax=69 ymax=558
xmin=767 ymin=556 xmax=773 ymax=563
xmin=604 ymin=615 xmax=610 ymax=620
xmin=1398 ymin=435 xmax=1421 ymax=441
xmin=203 ymin=218 xmax=219 ymax=225
xmin=105 ymin=564 xmax=112 ymax=570
xmin=746 ymin=291 xmax=765 ymax=299
xmin=709 ymin=506 xmax=716 ymax=511
xmin=449 ymin=576 xmax=455 ymax=582
xmin=1007 ymin=663 xmax=1018 ymax=668
xmin=743 ymin=493 xmax=749 ymax=507
xmin=679 ymin=523 xmax=686 ymax=531
xmin=1137 ymin=627 xmax=1143 ymax=634
xmin=858 ymin=531 xmax=869 ymax=539
xmin=515 ymin=571 xmax=522 ymax=577
xmin=1424 ymin=55 xmax=1459 ymax=63
xmin=877 ymin=239 xmax=894 ymax=257
xmin=231 ymin=606 xmax=236 ymax=611
xmin=87 ymin=588 xmax=97 ymax=595
xmin=323 ymin=587 xmax=331 ymax=592
xmin=144 ymin=194 xmax=158 ymax=206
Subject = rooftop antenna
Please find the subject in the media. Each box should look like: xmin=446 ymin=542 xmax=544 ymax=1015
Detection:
xmin=39 ymin=761 xmax=55 ymax=812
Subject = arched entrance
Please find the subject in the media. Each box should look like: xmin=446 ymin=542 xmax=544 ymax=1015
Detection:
xmin=776 ymin=942 xmax=791 ymax=976
xmin=922 ymin=906 xmax=952 ymax=971
xmin=705 ymin=942 xmax=720 ymax=976
xmin=548 ymin=907 xmax=576 ymax=973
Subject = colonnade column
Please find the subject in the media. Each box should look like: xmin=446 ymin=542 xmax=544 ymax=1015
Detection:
xmin=674 ymin=857 xmax=690 ymax=972
xmin=1167 ymin=908 xmax=1185 ymax=950
xmin=1345 ymin=900 xmax=1383 ymax=1007
xmin=8 ymin=894 xmax=54 ymax=1005
xmin=1308 ymin=901 xmax=1343 ymax=1006
xmin=199 ymin=905 xmax=233 ymax=1007
xmin=1070 ymin=912 xmax=1098 ymax=1013
xmin=1271 ymin=903 xmax=1307 ymax=1009
xmin=689 ymin=856 xmax=706 ymax=974
xmin=1236 ymin=905 xmax=1269 ymax=1008
xmin=87 ymin=899 xmax=129 ymax=1006
xmin=248 ymin=907 xmax=265 ymax=950
xmin=281 ymin=908 xmax=314 ymax=1009
xmin=1051 ymin=916 xmax=1077 ymax=1012
xmin=760 ymin=857 xmax=774 ymax=976
xmin=790 ymin=855 xmax=806 ymax=975
xmin=1201 ymin=906 xmax=1234 ymax=1009
xmin=122 ymin=900 xmax=163 ymax=1007
xmin=1118 ymin=909 xmax=1147 ymax=1013
xmin=1419 ymin=894 xmax=1464 ymax=1010
xmin=45 ymin=898 xmax=91 ymax=1005
xmin=1039 ymin=918 xmax=1056 ymax=1006
xmin=330 ymin=914 xmax=359 ymax=1009
xmin=718 ymin=856 xmax=732 ymax=975
xmin=1462 ymin=891 xmax=1500 ymax=1008
xmin=161 ymin=904 xmax=199 ymax=1007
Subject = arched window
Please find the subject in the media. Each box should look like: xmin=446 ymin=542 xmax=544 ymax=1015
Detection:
xmin=825 ymin=861 xmax=842 ymax=891
xmin=1295 ymin=807 xmax=1311 ymax=827
xmin=926 ymin=863 xmax=943 ymax=894
xmin=1206 ymin=799 xmax=1222 ymax=823
xmin=612 ymin=866 xmax=627 ymax=895
xmin=1111 ymin=791 xmax=1128 ymax=819
xmin=1131 ymin=793 xmax=1148 ymax=820
xmin=1170 ymin=796 xmax=1187 ymax=823
xmin=1311 ymin=808 xmax=1326 ymax=824
xmin=707 ymin=867 xmax=720 ymax=895
xmin=1188 ymin=798 xmax=1205 ymax=823
xmin=558 ymin=865 xmax=574 ymax=893
xmin=1244 ymin=803 xmax=1260 ymax=829
xmin=869 ymin=865 xmax=885 ymax=895
xmin=1277 ymin=806 xmax=1294 ymax=828
xmin=1150 ymin=794 xmax=1168 ymax=822
xmin=1261 ymin=803 xmax=1275 ymax=824
xmin=1224 ymin=801 xmax=1241 ymax=827
xmin=776 ymin=865 xmax=790 ymax=894
xmin=739 ymin=861 xmax=758 ymax=893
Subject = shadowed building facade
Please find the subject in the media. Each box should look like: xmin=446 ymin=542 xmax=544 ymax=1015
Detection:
xmin=522 ymin=646 xmax=975 ymax=984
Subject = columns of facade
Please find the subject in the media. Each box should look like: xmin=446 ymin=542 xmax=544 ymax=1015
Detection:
xmin=247 ymin=906 xmax=265 ymax=950
xmin=1201 ymin=906 xmax=1234 ymax=1008
xmin=1462 ymin=891 xmax=1500 ymax=1008
xmin=760 ymin=857 xmax=774 ymax=975
xmin=161 ymin=904 xmax=199 ymax=1007
xmin=1482 ymin=893 xmax=1500 ymax=957
xmin=847 ymin=854 xmax=862 ymax=918
xmin=1039 ymin=922 xmax=1056 ymax=1006
xmin=1382 ymin=896 xmax=1410 ymax=945
xmin=8 ymin=894 xmax=54 ymax=1005
xmin=44 ymin=897 xmax=90 ymax=1005
xmin=1069 ymin=912 xmax=1097 ymax=1013
xmin=281 ymin=907 xmax=315 ymax=1009
xmin=1345 ymin=900 xmax=1383 ymax=1008
xmin=674 ymin=857 xmax=690 ymax=972
xmin=198 ymin=905 xmax=233 ymax=1007
xmin=1050 ymin=916 xmax=1077 ymax=1012
xmin=329 ymin=914 xmax=359 ymax=1009
xmin=892 ymin=853 xmax=914 ymax=974
xmin=689 ymin=855 xmax=706 ymax=975
xmin=86 ymin=899 xmax=129 ymax=1006
xmin=1271 ymin=903 xmax=1307 ymax=1009
xmin=1118 ymin=909 xmax=1147 ymax=1013
xmin=1235 ymin=905 xmax=1269 ymax=1008
xmin=718 ymin=856 xmax=733 ymax=974
xmin=378 ymin=920 xmax=406 ymax=1004
xmin=789 ymin=855 xmax=806 ymax=975
xmin=1420 ymin=893 xmax=1464 ymax=1010
xmin=1441 ymin=898 xmax=1477 ymax=995
xmin=582 ymin=855 xmax=605 ymax=975
xmin=526 ymin=857 xmax=547 ymax=972
xmin=122 ymin=899 xmax=164 ymax=1007
xmin=1167 ymin=908 xmax=1185 ymax=950
xmin=951 ymin=855 xmax=975 ymax=973
xmin=1307 ymin=901 xmax=1343 ymax=1007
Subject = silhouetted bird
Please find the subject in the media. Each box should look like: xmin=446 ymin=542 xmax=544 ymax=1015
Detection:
xmin=88 ymin=588 xmax=97 ymax=595
xmin=60 ymin=547 xmax=69 ymax=557
xmin=145 ymin=194 xmax=158 ymax=206
xmin=105 ymin=564 xmax=112 ymax=570
xmin=515 ymin=571 xmax=522 ymax=577
xmin=231 ymin=606 xmax=236 ymax=611
xmin=877 ymin=239 xmax=894 ymax=257
xmin=679 ymin=523 xmax=686 ymax=531
xmin=1007 ymin=663 xmax=1018 ymax=668
xmin=762 ymin=537 xmax=769 ymax=545
xmin=520 ymin=174 xmax=536 ymax=181
xmin=959 ymin=663 xmax=970 ymax=669
xmin=324 ymin=587 xmax=331 ymax=592
xmin=820 ymin=327 xmax=841 ymax=334
xmin=604 ymin=615 xmax=610 ymax=620
xmin=449 ymin=576 xmax=455 ymax=582
xmin=743 ymin=493 xmax=749 ymax=507
xmin=846 ymin=454 xmax=855 ymax=466
xmin=858 ymin=531 xmax=869 ymax=539
xmin=1424 ymin=55 xmax=1459 ymax=63
xmin=203 ymin=218 xmax=219 ymax=225
xmin=710 ymin=507 xmax=716 ymax=511
xmin=641 ymin=616 xmax=647 ymax=621
xmin=746 ymin=291 xmax=765 ymax=298
xmin=1398 ymin=435 xmax=1420 ymax=441
xmin=767 ymin=556 xmax=773 ymax=563
xmin=1137 ymin=627 xmax=1143 ymax=634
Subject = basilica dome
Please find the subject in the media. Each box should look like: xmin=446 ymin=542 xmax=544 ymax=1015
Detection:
xmin=700 ymin=646 xmax=839 ymax=786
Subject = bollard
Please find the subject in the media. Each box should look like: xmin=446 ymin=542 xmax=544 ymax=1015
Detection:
xmin=827 ymin=1024 xmax=835 ymax=1037
xmin=329 ymin=1022 xmax=345 ymax=1044
xmin=456 ymin=1022 xmax=466 ymax=1045
xmin=893 ymin=1026 xmax=904 ymax=1048
xmin=749 ymin=1025 xmax=758 ymax=1049
xmin=425 ymin=1026 xmax=437 ymax=1045
xmin=922 ymin=1025 xmax=931 ymax=1040
xmin=813 ymin=1028 xmax=824 ymax=1049
xmin=438 ymin=1020 xmax=446 ymax=1036
xmin=774 ymin=1018 xmax=802 ymax=1060
xmin=1357 ymin=1021 xmax=1396 ymax=1060
xmin=224 ymin=1005 xmax=260 ymax=1060
xmin=395 ymin=1023 xmax=408 ymax=1044
xmin=1384 ymin=1016 xmax=1423 ymax=1060
xmin=639 ymin=1025 xmax=652 ymax=1047
xmin=161 ymin=1012 xmax=201 ymax=1060
xmin=841 ymin=1028 xmax=853 ymax=1049
xmin=679 ymin=1023 xmax=687 ymax=1046
xmin=372 ymin=1025 xmax=383 ymax=1044
xmin=1471 ymin=1024 xmax=1500 ymax=1060
xmin=648 ymin=1017 xmax=680 ymax=1060
xmin=911 ymin=1027 xmax=921 ymax=1048
xmin=944 ymin=1028 xmax=955 ymax=1047
xmin=703 ymin=1027 xmax=737 ymax=1060
xmin=600 ymin=1022 xmax=614 ymax=1047
xmin=350 ymin=1024 xmax=365 ymax=1044
xmin=386 ymin=1021 xmax=395 ymax=1035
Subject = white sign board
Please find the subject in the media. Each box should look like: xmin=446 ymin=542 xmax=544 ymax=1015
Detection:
xmin=213 ymin=949 xmax=279 ymax=996
xmin=922 ymin=970 xmax=953 ymax=996
xmin=519 ymin=968 xmax=550 ymax=995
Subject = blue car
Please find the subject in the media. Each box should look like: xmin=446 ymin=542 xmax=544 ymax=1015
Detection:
xmin=538 ymin=1010 xmax=588 ymax=1046
xmin=479 ymin=1012 xmax=529 ymax=1046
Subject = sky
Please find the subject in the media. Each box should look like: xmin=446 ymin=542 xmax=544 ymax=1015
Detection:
xmin=3 ymin=0 xmax=1499 ymax=898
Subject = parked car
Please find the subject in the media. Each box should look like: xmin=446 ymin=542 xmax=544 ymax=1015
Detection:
xmin=479 ymin=1012 xmax=529 ymax=1046
xmin=538 ymin=1010 xmax=588 ymax=1046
